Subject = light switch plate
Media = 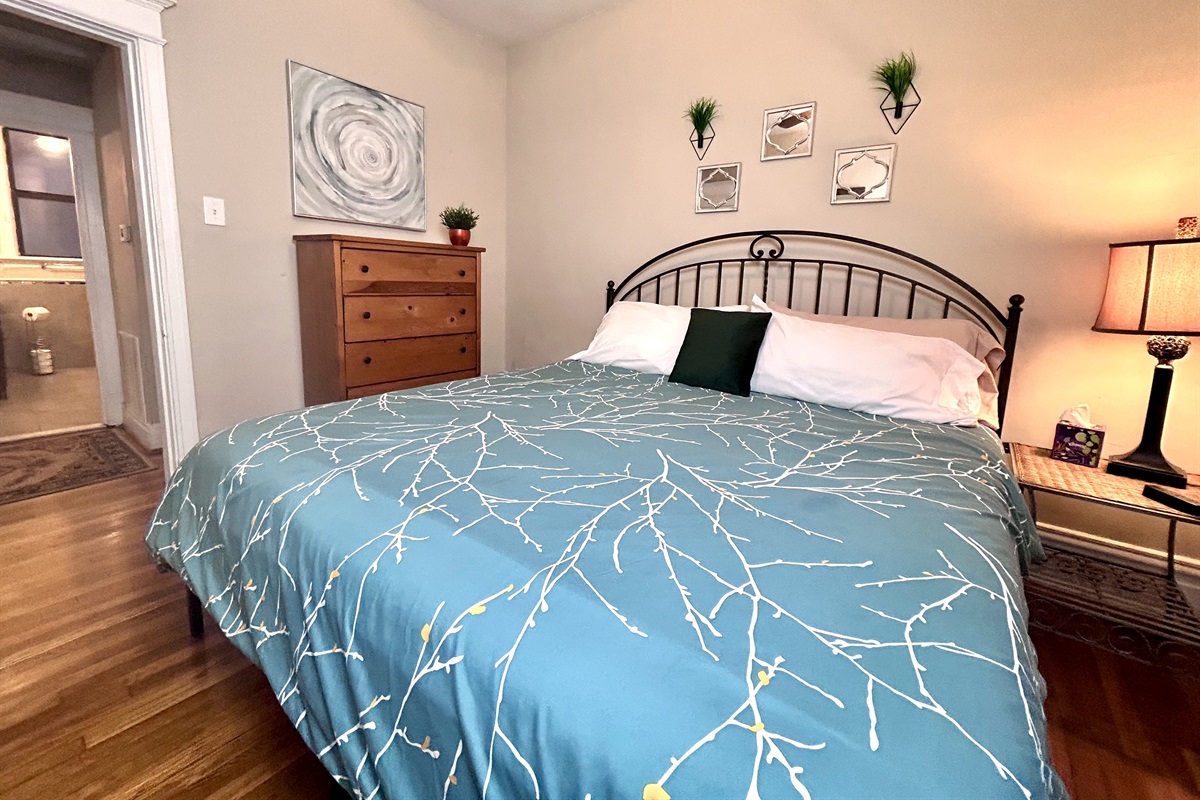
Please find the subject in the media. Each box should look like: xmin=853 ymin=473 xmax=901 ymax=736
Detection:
xmin=202 ymin=196 xmax=226 ymax=226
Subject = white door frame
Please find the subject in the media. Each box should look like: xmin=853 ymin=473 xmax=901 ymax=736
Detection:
xmin=0 ymin=90 xmax=124 ymax=427
xmin=0 ymin=0 xmax=197 ymax=471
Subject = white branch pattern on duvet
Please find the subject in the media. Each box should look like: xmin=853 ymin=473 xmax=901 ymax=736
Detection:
xmin=147 ymin=361 xmax=1058 ymax=800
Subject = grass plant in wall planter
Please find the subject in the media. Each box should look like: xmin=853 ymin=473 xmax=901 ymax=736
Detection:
xmin=873 ymin=51 xmax=921 ymax=134
xmin=873 ymin=51 xmax=917 ymax=118
xmin=440 ymin=204 xmax=479 ymax=247
xmin=686 ymin=97 xmax=719 ymax=159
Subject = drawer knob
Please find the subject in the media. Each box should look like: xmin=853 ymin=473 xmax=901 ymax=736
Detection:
xmin=459 ymin=346 xmax=467 ymax=354
xmin=459 ymin=308 xmax=467 ymax=315
xmin=363 ymin=356 xmax=373 ymax=365
xmin=360 ymin=264 xmax=370 ymax=273
xmin=458 ymin=270 xmax=466 ymax=277
xmin=362 ymin=311 xmax=372 ymax=320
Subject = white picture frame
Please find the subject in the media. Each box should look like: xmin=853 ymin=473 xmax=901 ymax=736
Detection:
xmin=695 ymin=162 xmax=741 ymax=213
xmin=830 ymin=144 xmax=896 ymax=205
xmin=760 ymin=102 xmax=816 ymax=161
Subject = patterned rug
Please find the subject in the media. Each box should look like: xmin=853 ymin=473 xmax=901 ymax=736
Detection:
xmin=1024 ymin=545 xmax=1200 ymax=675
xmin=0 ymin=428 xmax=154 ymax=506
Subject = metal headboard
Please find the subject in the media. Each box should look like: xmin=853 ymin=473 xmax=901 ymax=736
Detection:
xmin=605 ymin=230 xmax=1025 ymax=430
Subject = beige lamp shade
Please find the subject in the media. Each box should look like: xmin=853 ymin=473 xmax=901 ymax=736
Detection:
xmin=1093 ymin=238 xmax=1200 ymax=334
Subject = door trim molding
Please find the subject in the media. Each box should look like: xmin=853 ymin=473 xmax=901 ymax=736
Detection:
xmin=0 ymin=0 xmax=198 ymax=470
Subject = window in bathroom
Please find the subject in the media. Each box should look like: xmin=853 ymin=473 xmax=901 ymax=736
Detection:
xmin=2 ymin=128 xmax=82 ymax=259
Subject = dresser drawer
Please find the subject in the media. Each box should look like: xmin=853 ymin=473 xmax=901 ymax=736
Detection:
xmin=342 ymin=248 xmax=476 ymax=290
xmin=344 ymin=296 xmax=476 ymax=342
xmin=345 ymin=369 xmax=478 ymax=399
xmin=344 ymin=334 xmax=478 ymax=387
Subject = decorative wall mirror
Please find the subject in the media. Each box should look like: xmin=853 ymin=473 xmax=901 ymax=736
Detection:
xmin=761 ymin=103 xmax=816 ymax=161
xmin=830 ymin=144 xmax=895 ymax=204
xmin=695 ymin=162 xmax=741 ymax=213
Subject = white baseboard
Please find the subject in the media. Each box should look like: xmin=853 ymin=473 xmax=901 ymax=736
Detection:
xmin=121 ymin=413 xmax=163 ymax=452
xmin=1036 ymin=521 xmax=1200 ymax=580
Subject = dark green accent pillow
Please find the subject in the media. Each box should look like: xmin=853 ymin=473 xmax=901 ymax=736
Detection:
xmin=669 ymin=308 xmax=771 ymax=396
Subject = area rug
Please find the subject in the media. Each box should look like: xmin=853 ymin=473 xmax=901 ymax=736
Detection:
xmin=0 ymin=428 xmax=153 ymax=506
xmin=1024 ymin=544 xmax=1200 ymax=675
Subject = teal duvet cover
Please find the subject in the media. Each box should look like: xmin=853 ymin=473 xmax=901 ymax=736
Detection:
xmin=146 ymin=360 xmax=1064 ymax=800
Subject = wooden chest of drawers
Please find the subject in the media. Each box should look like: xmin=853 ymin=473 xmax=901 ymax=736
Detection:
xmin=293 ymin=234 xmax=484 ymax=404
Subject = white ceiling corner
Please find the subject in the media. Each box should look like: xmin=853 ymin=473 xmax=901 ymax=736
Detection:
xmin=411 ymin=0 xmax=627 ymax=46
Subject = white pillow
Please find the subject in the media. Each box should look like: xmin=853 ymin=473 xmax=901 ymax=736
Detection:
xmin=764 ymin=302 xmax=1004 ymax=428
xmin=749 ymin=296 xmax=987 ymax=425
xmin=764 ymin=302 xmax=1004 ymax=376
xmin=570 ymin=301 xmax=749 ymax=375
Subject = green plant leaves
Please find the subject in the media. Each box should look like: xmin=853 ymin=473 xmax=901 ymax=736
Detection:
xmin=440 ymin=204 xmax=479 ymax=230
xmin=685 ymin=97 xmax=720 ymax=133
xmin=873 ymin=51 xmax=917 ymax=99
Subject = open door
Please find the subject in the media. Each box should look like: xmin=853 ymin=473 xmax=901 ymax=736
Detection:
xmin=0 ymin=91 xmax=124 ymax=434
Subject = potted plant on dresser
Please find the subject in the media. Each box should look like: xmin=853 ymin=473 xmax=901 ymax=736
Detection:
xmin=440 ymin=204 xmax=479 ymax=247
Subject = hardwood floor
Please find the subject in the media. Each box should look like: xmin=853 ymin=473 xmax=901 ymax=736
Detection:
xmin=1031 ymin=627 xmax=1200 ymax=799
xmin=1 ymin=468 xmax=1197 ymax=798
xmin=0 ymin=466 xmax=328 ymax=799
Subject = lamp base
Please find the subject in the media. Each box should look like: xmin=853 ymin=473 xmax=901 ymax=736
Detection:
xmin=1106 ymin=448 xmax=1188 ymax=488
xmin=1105 ymin=356 xmax=1189 ymax=488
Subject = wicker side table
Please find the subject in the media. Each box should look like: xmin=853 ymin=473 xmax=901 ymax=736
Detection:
xmin=1007 ymin=442 xmax=1200 ymax=579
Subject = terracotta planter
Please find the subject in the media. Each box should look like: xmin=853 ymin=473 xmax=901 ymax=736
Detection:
xmin=448 ymin=228 xmax=472 ymax=247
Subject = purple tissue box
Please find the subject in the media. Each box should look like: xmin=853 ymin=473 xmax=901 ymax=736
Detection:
xmin=1050 ymin=422 xmax=1105 ymax=468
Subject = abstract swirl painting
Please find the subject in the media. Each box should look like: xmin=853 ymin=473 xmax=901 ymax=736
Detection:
xmin=288 ymin=61 xmax=426 ymax=230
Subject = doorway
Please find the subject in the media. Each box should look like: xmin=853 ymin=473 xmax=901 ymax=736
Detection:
xmin=0 ymin=10 xmax=163 ymax=452
xmin=0 ymin=0 xmax=197 ymax=472
xmin=0 ymin=110 xmax=120 ymax=441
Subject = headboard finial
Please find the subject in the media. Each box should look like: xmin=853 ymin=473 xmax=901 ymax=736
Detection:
xmin=749 ymin=233 xmax=785 ymax=260
xmin=997 ymin=294 xmax=1026 ymax=433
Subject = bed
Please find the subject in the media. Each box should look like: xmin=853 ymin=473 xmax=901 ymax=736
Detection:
xmin=146 ymin=231 xmax=1065 ymax=799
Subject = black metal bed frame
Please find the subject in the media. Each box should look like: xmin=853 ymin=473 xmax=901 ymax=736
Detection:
xmin=605 ymin=230 xmax=1024 ymax=430
xmin=183 ymin=231 xmax=1023 ymax=641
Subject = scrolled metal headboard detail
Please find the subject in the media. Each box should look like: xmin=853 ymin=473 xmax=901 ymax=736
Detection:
xmin=604 ymin=230 xmax=1025 ymax=430
xmin=748 ymin=233 xmax=785 ymax=259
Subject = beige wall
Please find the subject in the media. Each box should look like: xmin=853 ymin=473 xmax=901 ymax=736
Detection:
xmin=507 ymin=0 xmax=1198 ymax=455
xmin=161 ymin=0 xmax=508 ymax=435
xmin=506 ymin=0 xmax=1200 ymax=562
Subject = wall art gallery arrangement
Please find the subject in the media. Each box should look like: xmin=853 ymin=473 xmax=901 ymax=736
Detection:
xmin=283 ymin=50 xmax=919 ymax=227
xmin=687 ymin=50 xmax=920 ymax=214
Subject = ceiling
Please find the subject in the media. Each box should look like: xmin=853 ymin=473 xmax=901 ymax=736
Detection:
xmin=0 ymin=9 xmax=106 ymax=67
xmin=412 ymin=0 xmax=627 ymax=46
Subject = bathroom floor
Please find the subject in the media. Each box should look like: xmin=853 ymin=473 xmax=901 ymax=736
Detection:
xmin=0 ymin=366 xmax=103 ymax=441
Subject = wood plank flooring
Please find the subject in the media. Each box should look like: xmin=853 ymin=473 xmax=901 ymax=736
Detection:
xmin=1 ymin=467 xmax=1197 ymax=798
xmin=0 ymin=465 xmax=328 ymax=799
xmin=1031 ymin=626 xmax=1200 ymax=799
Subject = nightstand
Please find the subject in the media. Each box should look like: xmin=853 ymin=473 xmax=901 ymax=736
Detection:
xmin=1007 ymin=442 xmax=1200 ymax=579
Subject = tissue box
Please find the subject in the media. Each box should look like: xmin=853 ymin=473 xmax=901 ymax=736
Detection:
xmin=1050 ymin=423 xmax=1105 ymax=468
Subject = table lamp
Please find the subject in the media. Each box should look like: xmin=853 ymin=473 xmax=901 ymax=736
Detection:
xmin=1092 ymin=217 xmax=1199 ymax=488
